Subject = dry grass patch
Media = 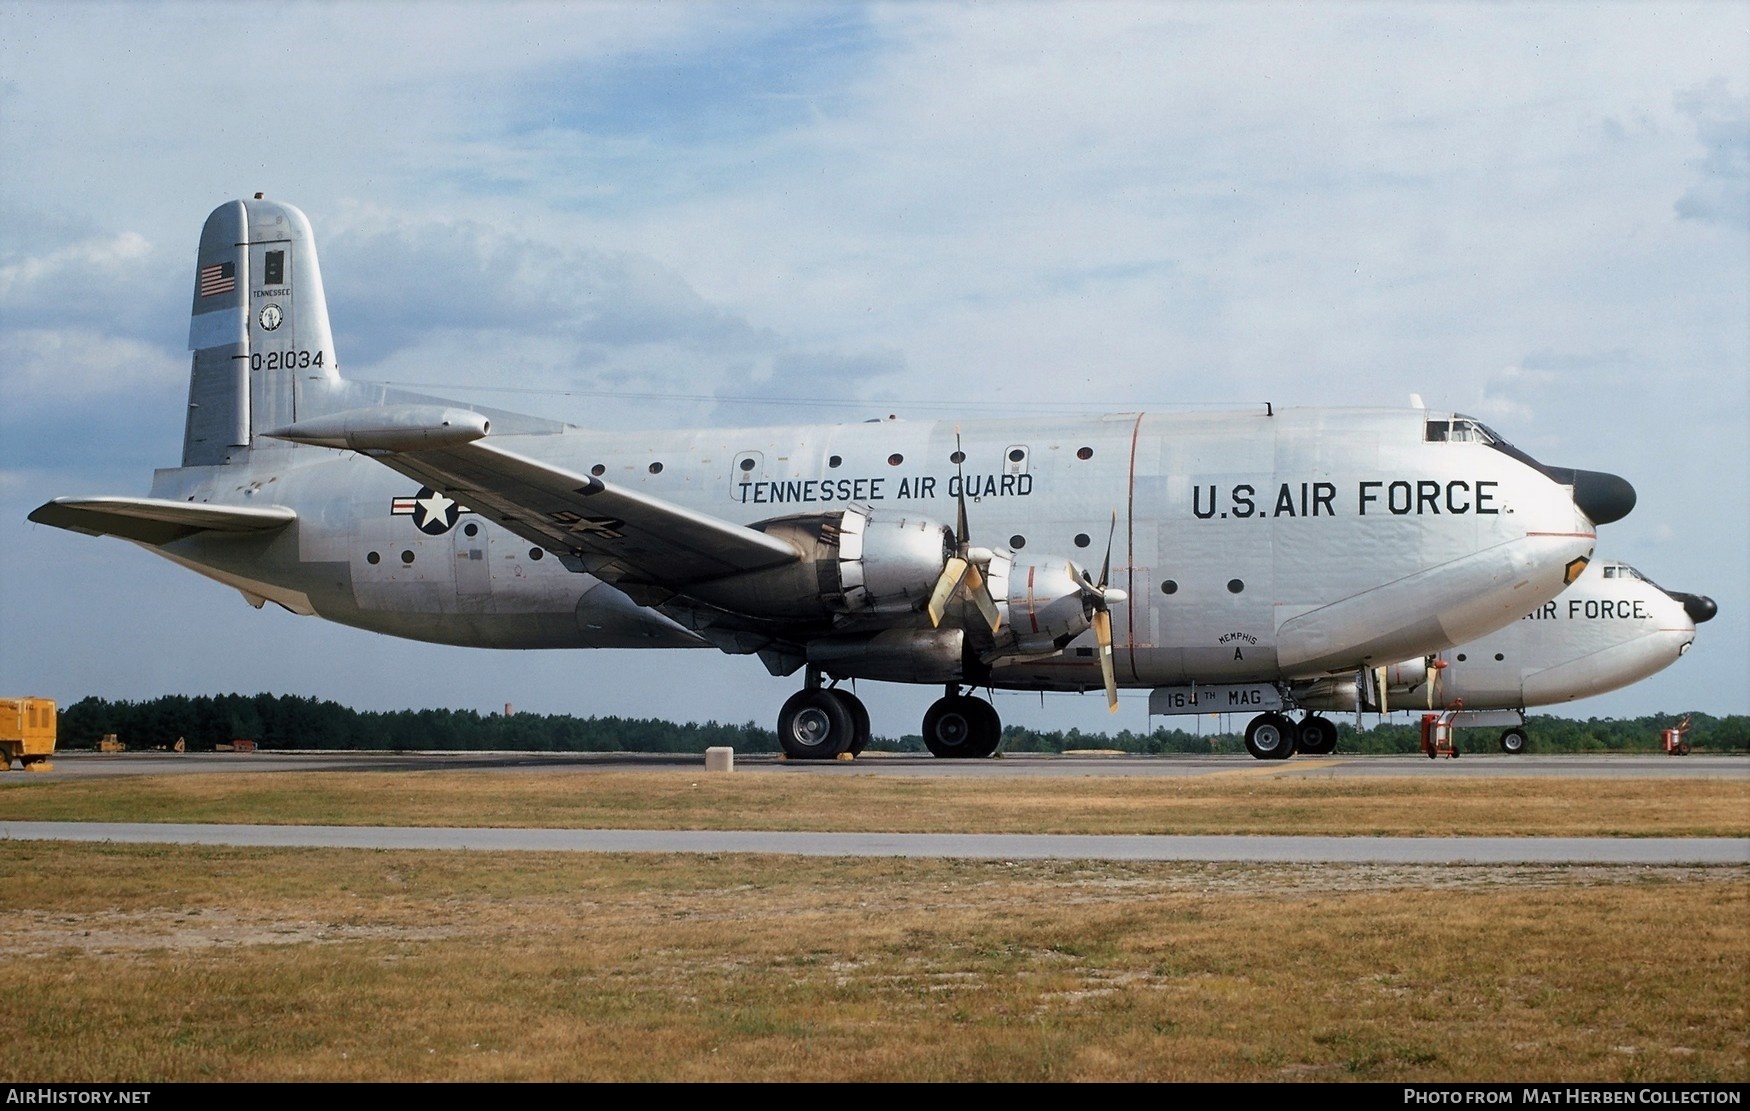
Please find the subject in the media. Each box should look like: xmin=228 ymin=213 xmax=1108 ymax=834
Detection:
xmin=4 ymin=770 xmax=1747 ymax=836
xmin=0 ymin=843 xmax=1743 ymax=1083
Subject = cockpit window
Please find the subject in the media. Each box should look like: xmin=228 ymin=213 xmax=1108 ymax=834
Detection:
xmin=1603 ymin=563 xmax=1656 ymax=585
xmin=1424 ymin=415 xmax=1499 ymax=445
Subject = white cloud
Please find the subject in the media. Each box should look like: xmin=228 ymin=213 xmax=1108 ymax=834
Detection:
xmin=0 ymin=327 xmax=184 ymax=401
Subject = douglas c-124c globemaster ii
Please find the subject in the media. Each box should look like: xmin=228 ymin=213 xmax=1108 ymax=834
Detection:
xmin=29 ymin=197 xmax=1638 ymax=759
xmin=1177 ymin=556 xmax=1715 ymax=758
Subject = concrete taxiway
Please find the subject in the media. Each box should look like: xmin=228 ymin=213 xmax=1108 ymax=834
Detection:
xmin=2 ymin=820 xmax=1745 ymax=865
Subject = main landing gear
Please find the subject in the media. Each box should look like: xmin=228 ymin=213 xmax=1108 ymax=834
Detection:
xmin=1296 ymin=714 xmax=1339 ymax=756
xmin=1242 ymin=712 xmax=1340 ymax=759
xmin=1243 ymin=712 xmax=1298 ymax=759
xmin=776 ymin=677 xmax=871 ymax=760
xmin=776 ymin=674 xmax=1002 ymax=760
xmin=921 ymin=685 xmax=1003 ymax=759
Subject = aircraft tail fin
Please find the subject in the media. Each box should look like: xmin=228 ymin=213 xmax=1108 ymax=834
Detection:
xmin=183 ymin=195 xmax=341 ymax=466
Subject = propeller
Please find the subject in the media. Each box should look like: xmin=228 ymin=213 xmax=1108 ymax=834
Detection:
xmin=1427 ymin=656 xmax=1448 ymax=710
xmin=1074 ymin=510 xmax=1128 ymax=713
xmin=926 ymin=433 xmax=1003 ymax=633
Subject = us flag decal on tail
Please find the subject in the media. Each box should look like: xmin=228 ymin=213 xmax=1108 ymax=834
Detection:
xmin=198 ymin=261 xmax=235 ymax=297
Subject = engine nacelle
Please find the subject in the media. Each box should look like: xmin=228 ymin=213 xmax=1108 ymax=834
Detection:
xmin=1291 ymin=656 xmax=1442 ymax=712
xmin=993 ymin=560 xmax=1096 ymax=656
xmin=808 ymin=627 xmax=965 ymax=683
xmin=685 ymin=506 xmax=951 ymax=623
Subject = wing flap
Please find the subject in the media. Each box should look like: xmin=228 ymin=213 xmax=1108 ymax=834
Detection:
xmin=29 ymin=497 xmax=297 ymax=546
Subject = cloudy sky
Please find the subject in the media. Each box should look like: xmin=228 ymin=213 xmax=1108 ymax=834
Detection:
xmin=2 ymin=1 xmax=1744 ymax=739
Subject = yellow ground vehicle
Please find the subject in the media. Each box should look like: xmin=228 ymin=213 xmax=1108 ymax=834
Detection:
xmin=1 ymin=697 xmax=57 ymax=770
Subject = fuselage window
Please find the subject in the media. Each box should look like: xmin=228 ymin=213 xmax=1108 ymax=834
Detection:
xmin=648 ymin=462 xmax=663 ymax=475
xmin=1161 ymin=580 xmax=1178 ymax=595
xmin=1227 ymin=579 xmax=1244 ymax=593
xmin=400 ymin=550 xmax=415 ymax=565
xmin=1074 ymin=533 xmax=1090 ymax=548
xmin=366 ymin=551 xmax=380 ymax=565
xmin=1009 ymin=534 xmax=1026 ymax=550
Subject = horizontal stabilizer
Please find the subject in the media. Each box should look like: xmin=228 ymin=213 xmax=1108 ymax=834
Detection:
xmin=29 ymin=497 xmax=296 ymax=546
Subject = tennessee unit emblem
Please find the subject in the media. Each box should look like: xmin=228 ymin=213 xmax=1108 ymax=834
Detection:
xmin=391 ymin=487 xmax=469 ymax=535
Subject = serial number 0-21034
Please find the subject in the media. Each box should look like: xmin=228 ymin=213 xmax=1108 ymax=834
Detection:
xmin=249 ymin=350 xmax=325 ymax=371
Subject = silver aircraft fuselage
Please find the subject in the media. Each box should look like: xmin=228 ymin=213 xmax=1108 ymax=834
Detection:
xmin=133 ymin=403 xmax=1600 ymax=694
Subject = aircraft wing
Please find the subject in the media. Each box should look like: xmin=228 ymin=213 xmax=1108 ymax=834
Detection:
xmin=28 ymin=497 xmax=297 ymax=546
xmin=356 ymin=439 xmax=801 ymax=599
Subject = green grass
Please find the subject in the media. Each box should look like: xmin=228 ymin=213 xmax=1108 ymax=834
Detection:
xmin=4 ymin=767 xmax=1748 ymax=836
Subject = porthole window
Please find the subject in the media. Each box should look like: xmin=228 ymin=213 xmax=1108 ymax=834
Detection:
xmin=1494 ymin=653 xmax=1505 ymax=661
xmin=1074 ymin=533 xmax=1090 ymax=548
xmin=828 ymin=455 xmax=843 ymax=468
xmin=529 ymin=548 xmax=544 ymax=561
xmin=464 ymin=523 xmax=479 ymax=537
xmin=1227 ymin=579 xmax=1244 ymax=594
xmin=739 ymin=458 xmax=756 ymax=472
xmin=648 ymin=462 xmax=663 ymax=475
xmin=1456 ymin=653 xmax=1467 ymax=662
xmin=950 ymin=450 xmax=965 ymax=464
xmin=366 ymin=551 xmax=381 ymax=565
xmin=887 ymin=453 xmax=904 ymax=466
xmin=1008 ymin=448 xmax=1025 ymax=463
xmin=1077 ymin=446 xmax=1093 ymax=460
xmin=591 ymin=464 xmax=606 ymax=476
xmin=1009 ymin=534 xmax=1026 ymax=550
xmin=1161 ymin=580 xmax=1178 ymax=595
xmin=401 ymin=550 xmax=415 ymax=565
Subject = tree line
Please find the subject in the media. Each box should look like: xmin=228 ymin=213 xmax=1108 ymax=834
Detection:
xmin=51 ymin=693 xmax=1749 ymax=755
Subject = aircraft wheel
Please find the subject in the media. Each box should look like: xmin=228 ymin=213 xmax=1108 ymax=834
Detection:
xmin=1499 ymin=728 xmax=1528 ymax=755
xmin=966 ymin=698 xmax=1003 ymax=758
xmin=1297 ymin=715 xmax=1339 ymax=755
xmin=1244 ymin=712 xmax=1298 ymax=760
xmin=922 ymin=695 xmax=1000 ymax=759
xmin=777 ymin=689 xmax=853 ymax=760
xmin=830 ymin=689 xmax=872 ymax=756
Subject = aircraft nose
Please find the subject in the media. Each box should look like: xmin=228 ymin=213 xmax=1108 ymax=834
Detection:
xmin=1540 ymin=466 xmax=1636 ymax=526
xmin=1670 ymin=592 xmax=1718 ymax=624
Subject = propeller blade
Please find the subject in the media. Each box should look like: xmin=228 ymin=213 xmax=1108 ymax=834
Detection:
xmin=1093 ymin=608 xmax=1118 ymax=712
xmin=1099 ymin=509 xmax=1117 ymax=590
xmin=927 ymin=556 xmax=969 ymax=628
xmin=953 ymin=430 xmax=969 ymax=551
xmin=964 ymin=563 xmax=1003 ymax=633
